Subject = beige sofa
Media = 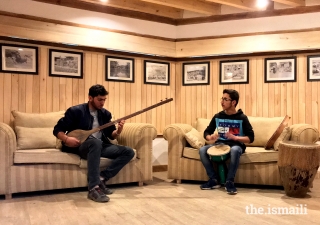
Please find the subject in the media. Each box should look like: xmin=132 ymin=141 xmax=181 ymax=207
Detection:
xmin=0 ymin=110 xmax=157 ymax=200
xmin=163 ymin=116 xmax=319 ymax=186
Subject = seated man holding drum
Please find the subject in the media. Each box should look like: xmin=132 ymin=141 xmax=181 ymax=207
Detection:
xmin=199 ymin=89 xmax=254 ymax=195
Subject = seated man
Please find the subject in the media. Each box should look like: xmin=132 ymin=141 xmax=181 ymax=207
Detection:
xmin=53 ymin=84 xmax=134 ymax=203
xmin=199 ymin=89 xmax=254 ymax=195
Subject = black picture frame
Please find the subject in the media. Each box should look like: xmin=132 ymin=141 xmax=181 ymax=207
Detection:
xmin=144 ymin=60 xmax=170 ymax=86
xmin=105 ymin=56 xmax=134 ymax=83
xmin=0 ymin=44 xmax=38 ymax=75
xmin=307 ymin=55 xmax=320 ymax=82
xmin=219 ymin=59 xmax=249 ymax=84
xmin=182 ymin=61 xmax=210 ymax=86
xmin=264 ymin=56 xmax=296 ymax=83
xmin=49 ymin=49 xmax=83 ymax=79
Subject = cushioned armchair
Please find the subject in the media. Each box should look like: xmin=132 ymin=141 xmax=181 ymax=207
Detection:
xmin=0 ymin=110 xmax=157 ymax=199
xmin=163 ymin=117 xmax=319 ymax=185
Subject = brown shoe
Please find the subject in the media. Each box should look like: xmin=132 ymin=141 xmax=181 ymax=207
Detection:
xmin=99 ymin=180 xmax=114 ymax=195
xmin=88 ymin=187 xmax=110 ymax=202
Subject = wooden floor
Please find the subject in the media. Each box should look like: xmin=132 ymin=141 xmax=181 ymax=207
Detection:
xmin=1 ymin=172 xmax=320 ymax=225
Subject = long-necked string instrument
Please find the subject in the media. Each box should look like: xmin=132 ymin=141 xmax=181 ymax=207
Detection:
xmin=66 ymin=98 xmax=173 ymax=144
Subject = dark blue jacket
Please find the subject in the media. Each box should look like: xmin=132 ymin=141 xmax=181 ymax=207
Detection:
xmin=53 ymin=102 xmax=116 ymax=153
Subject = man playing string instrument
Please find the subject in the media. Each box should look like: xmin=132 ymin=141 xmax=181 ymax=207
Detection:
xmin=53 ymin=84 xmax=134 ymax=203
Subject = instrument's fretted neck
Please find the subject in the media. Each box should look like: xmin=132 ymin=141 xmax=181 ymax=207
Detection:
xmin=98 ymin=98 xmax=173 ymax=131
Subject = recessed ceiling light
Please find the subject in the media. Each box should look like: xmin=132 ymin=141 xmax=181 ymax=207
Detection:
xmin=257 ymin=0 xmax=268 ymax=9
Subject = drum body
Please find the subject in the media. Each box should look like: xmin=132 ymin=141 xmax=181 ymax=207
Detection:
xmin=207 ymin=144 xmax=231 ymax=184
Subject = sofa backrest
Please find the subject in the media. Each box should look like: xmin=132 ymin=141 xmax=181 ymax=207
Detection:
xmin=193 ymin=118 xmax=211 ymax=135
xmin=246 ymin=116 xmax=284 ymax=147
xmin=12 ymin=110 xmax=65 ymax=149
xmin=194 ymin=116 xmax=285 ymax=147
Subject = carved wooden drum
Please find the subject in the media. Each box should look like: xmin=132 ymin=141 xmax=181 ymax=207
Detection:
xmin=278 ymin=141 xmax=320 ymax=197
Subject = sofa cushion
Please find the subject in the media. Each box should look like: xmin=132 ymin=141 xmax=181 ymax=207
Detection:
xmin=194 ymin=118 xmax=211 ymax=134
xmin=194 ymin=118 xmax=218 ymax=145
xmin=14 ymin=149 xmax=81 ymax=165
xmin=79 ymin=148 xmax=137 ymax=169
xmin=265 ymin=115 xmax=290 ymax=149
xmin=273 ymin=126 xmax=291 ymax=151
xmin=12 ymin=110 xmax=65 ymax=150
xmin=185 ymin=128 xmax=205 ymax=149
xmin=15 ymin=126 xmax=57 ymax=149
xmin=246 ymin=116 xmax=284 ymax=147
xmin=12 ymin=110 xmax=65 ymax=128
xmin=182 ymin=146 xmax=278 ymax=164
xmin=240 ymin=147 xmax=278 ymax=164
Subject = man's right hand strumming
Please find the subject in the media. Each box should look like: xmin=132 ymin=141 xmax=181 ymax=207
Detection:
xmin=64 ymin=136 xmax=81 ymax=148
xmin=58 ymin=132 xmax=80 ymax=148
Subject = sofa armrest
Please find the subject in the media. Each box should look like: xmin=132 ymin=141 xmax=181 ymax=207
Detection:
xmin=163 ymin=124 xmax=193 ymax=177
xmin=0 ymin=122 xmax=17 ymax=197
xmin=163 ymin=123 xmax=193 ymax=158
xmin=289 ymin=124 xmax=319 ymax=143
xmin=117 ymin=123 xmax=157 ymax=159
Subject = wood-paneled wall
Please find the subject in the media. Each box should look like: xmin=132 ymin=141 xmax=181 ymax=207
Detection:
xmin=0 ymin=44 xmax=176 ymax=134
xmin=175 ymin=55 xmax=320 ymax=131
xmin=1 ymin=42 xmax=320 ymax=134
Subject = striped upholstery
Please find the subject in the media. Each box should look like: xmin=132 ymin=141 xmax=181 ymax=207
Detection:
xmin=14 ymin=149 xmax=81 ymax=165
xmin=0 ymin=121 xmax=157 ymax=199
xmin=290 ymin=124 xmax=319 ymax=143
xmin=0 ymin=123 xmax=16 ymax=198
xmin=163 ymin=122 xmax=319 ymax=186
xmin=236 ymin=163 xmax=281 ymax=185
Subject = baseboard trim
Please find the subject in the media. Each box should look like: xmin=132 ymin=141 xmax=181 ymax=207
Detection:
xmin=153 ymin=165 xmax=168 ymax=172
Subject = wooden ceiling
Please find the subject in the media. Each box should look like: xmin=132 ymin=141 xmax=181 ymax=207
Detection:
xmin=33 ymin=0 xmax=320 ymax=25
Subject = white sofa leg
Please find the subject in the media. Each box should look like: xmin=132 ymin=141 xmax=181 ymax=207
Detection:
xmin=176 ymin=179 xmax=181 ymax=184
xmin=138 ymin=181 xmax=143 ymax=187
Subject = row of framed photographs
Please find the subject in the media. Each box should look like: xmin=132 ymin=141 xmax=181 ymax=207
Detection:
xmin=220 ymin=56 xmax=320 ymax=84
xmin=110 ymin=56 xmax=320 ymax=85
xmin=0 ymin=43 xmax=171 ymax=85
xmin=1 ymin=44 xmax=320 ymax=85
xmin=0 ymin=44 xmax=83 ymax=78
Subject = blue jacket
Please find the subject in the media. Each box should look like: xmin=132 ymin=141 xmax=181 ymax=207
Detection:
xmin=53 ymin=102 xmax=116 ymax=153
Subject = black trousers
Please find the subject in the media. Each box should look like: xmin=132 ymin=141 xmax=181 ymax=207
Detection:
xmin=79 ymin=138 xmax=135 ymax=190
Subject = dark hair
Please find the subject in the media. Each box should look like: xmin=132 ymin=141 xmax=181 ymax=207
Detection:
xmin=88 ymin=84 xmax=108 ymax=97
xmin=223 ymin=89 xmax=239 ymax=107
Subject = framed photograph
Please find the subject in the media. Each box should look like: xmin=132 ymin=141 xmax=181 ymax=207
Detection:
xmin=144 ymin=60 xmax=170 ymax=85
xmin=49 ymin=49 xmax=83 ymax=78
xmin=105 ymin=56 xmax=134 ymax=83
xmin=307 ymin=55 xmax=320 ymax=81
xmin=182 ymin=61 xmax=210 ymax=86
xmin=219 ymin=60 xmax=249 ymax=84
xmin=0 ymin=44 xmax=38 ymax=74
xmin=265 ymin=57 xmax=296 ymax=83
